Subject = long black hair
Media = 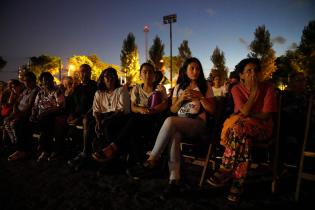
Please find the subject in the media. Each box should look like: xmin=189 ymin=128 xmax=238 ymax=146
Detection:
xmin=177 ymin=57 xmax=208 ymax=96
xmin=97 ymin=67 xmax=120 ymax=91
xmin=39 ymin=72 xmax=54 ymax=89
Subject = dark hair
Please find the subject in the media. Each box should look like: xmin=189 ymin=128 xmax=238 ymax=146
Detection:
xmin=153 ymin=70 xmax=163 ymax=89
xmin=229 ymin=70 xmax=240 ymax=81
xmin=39 ymin=72 xmax=54 ymax=83
xmin=176 ymin=66 xmax=185 ymax=85
xmin=24 ymin=71 xmax=37 ymax=83
xmin=234 ymin=58 xmax=261 ymax=75
xmin=178 ymin=57 xmax=207 ymax=95
xmin=98 ymin=67 xmax=120 ymax=91
xmin=11 ymin=79 xmax=22 ymax=87
xmin=80 ymin=64 xmax=92 ymax=73
xmin=140 ymin=62 xmax=154 ymax=73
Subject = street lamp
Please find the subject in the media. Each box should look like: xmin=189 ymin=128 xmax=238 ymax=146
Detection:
xmin=144 ymin=25 xmax=149 ymax=62
xmin=163 ymin=14 xmax=177 ymax=87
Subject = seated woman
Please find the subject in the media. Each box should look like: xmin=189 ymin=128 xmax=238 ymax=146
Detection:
xmin=30 ymin=72 xmax=65 ymax=162
xmin=3 ymin=79 xmax=25 ymax=145
xmin=6 ymin=72 xmax=39 ymax=161
xmin=92 ymin=63 xmax=169 ymax=167
xmin=211 ymin=75 xmax=227 ymax=97
xmin=93 ymin=68 xmax=130 ymax=141
xmin=207 ymin=58 xmax=277 ymax=202
xmin=143 ymin=57 xmax=215 ymax=193
xmin=68 ymin=67 xmax=131 ymax=170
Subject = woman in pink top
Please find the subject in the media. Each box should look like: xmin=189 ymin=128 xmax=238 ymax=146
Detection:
xmin=207 ymin=58 xmax=277 ymax=202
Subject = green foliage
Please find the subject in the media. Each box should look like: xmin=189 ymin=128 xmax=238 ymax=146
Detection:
xmin=120 ymin=33 xmax=140 ymax=85
xmin=209 ymin=46 xmax=227 ymax=82
xmin=273 ymin=50 xmax=303 ymax=86
xmin=68 ymin=55 xmax=120 ymax=82
xmin=162 ymin=56 xmax=181 ymax=84
xmin=30 ymin=55 xmax=61 ymax=82
xmin=149 ymin=36 xmax=165 ymax=70
xmin=249 ymin=25 xmax=277 ymax=80
xmin=87 ymin=54 xmax=120 ymax=80
xmin=249 ymin=25 xmax=273 ymax=59
xmin=0 ymin=56 xmax=7 ymax=70
xmin=298 ymin=20 xmax=315 ymax=89
xmin=299 ymin=20 xmax=315 ymax=56
xmin=178 ymin=40 xmax=192 ymax=63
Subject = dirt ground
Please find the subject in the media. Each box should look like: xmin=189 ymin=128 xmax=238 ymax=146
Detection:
xmin=0 ymin=143 xmax=314 ymax=210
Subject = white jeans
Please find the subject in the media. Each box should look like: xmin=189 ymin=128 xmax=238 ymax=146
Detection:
xmin=150 ymin=116 xmax=208 ymax=180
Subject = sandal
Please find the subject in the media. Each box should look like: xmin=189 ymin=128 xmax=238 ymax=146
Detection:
xmin=143 ymin=159 xmax=157 ymax=169
xmin=37 ymin=151 xmax=50 ymax=162
xmin=227 ymin=186 xmax=242 ymax=203
xmin=207 ymin=169 xmax=232 ymax=187
xmin=92 ymin=144 xmax=116 ymax=162
xmin=8 ymin=151 xmax=26 ymax=161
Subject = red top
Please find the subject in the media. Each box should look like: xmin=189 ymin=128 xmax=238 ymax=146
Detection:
xmin=231 ymin=82 xmax=277 ymax=114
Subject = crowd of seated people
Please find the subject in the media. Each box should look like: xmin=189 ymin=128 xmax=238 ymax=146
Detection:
xmin=1 ymin=57 xmax=313 ymax=203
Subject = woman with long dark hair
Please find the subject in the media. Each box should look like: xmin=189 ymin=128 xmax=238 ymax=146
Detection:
xmin=144 ymin=57 xmax=215 ymax=193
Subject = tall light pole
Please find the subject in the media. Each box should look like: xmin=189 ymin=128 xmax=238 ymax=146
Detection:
xmin=144 ymin=25 xmax=149 ymax=62
xmin=163 ymin=14 xmax=177 ymax=87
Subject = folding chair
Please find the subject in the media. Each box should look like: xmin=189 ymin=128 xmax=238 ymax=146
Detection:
xmin=181 ymin=96 xmax=227 ymax=187
xmin=250 ymin=93 xmax=282 ymax=193
xmin=295 ymin=94 xmax=315 ymax=201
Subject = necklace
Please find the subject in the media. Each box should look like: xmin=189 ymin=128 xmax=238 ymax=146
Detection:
xmin=105 ymin=91 xmax=113 ymax=107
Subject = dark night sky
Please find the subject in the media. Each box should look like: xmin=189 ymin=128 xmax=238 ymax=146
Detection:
xmin=1 ymin=0 xmax=314 ymax=81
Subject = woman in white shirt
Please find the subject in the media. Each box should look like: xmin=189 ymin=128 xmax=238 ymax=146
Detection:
xmin=144 ymin=57 xmax=216 ymax=193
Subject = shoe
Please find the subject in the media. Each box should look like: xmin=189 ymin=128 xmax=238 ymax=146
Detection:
xmin=8 ymin=151 xmax=26 ymax=161
xmin=67 ymin=152 xmax=88 ymax=171
xmin=126 ymin=163 xmax=147 ymax=180
xmin=92 ymin=145 xmax=117 ymax=163
xmin=206 ymin=169 xmax=232 ymax=187
xmin=37 ymin=151 xmax=50 ymax=162
xmin=160 ymin=180 xmax=181 ymax=200
xmin=226 ymin=186 xmax=242 ymax=203
xmin=48 ymin=152 xmax=61 ymax=161
xmin=143 ymin=159 xmax=157 ymax=168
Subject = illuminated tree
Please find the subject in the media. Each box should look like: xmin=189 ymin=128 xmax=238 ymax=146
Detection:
xmin=162 ymin=56 xmax=181 ymax=84
xmin=249 ymin=25 xmax=277 ymax=80
xmin=273 ymin=50 xmax=303 ymax=86
xmin=88 ymin=54 xmax=120 ymax=80
xmin=68 ymin=55 xmax=120 ymax=81
xmin=68 ymin=55 xmax=93 ymax=82
xmin=149 ymin=36 xmax=164 ymax=70
xmin=120 ymin=33 xmax=140 ymax=85
xmin=30 ymin=55 xmax=61 ymax=82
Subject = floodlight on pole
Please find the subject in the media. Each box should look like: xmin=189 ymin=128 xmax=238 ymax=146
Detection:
xmin=163 ymin=14 xmax=177 ymax=87
xmin=144 ymin=25 xmax=149 ymax=62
